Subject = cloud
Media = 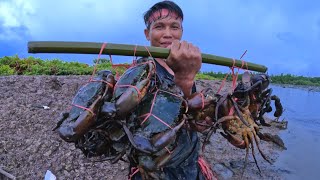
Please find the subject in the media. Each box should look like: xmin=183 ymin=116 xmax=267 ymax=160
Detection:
xmin=0 ymin=0 xmax=35 ymax=40
xmin=1 ymin=0 xmax=320 ymax=76
xmin=0 ymin=0 xmax=155 ymax=41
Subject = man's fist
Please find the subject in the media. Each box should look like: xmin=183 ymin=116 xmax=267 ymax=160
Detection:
xmin=166 ymin=40 xmax=202 ymax=80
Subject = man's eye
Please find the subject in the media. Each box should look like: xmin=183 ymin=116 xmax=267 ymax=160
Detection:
xmin=172 ymin=26 xmax=180 ymax=30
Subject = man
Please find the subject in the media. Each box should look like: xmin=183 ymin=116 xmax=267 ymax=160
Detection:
xmin=143 ymin=1 xmax=202 ymax=99
xmin=128 ymin=1 xmax=206 ymax=179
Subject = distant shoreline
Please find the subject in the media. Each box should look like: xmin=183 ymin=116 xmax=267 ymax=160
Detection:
xmin=272 ymin=83 xmax=320 ymax=92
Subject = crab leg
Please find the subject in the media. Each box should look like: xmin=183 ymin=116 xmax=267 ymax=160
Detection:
xmin=220 ymin=131 xmax=246 ymax=149
xmin=252 ymin=130 xmax=273 ymax=164
xmin=230 ymin=96 xmax=250 ymax=127
xmin=214 ymin=115 xmax=240 ymax=126
xmin=241 ymin=131 xmax=250 ymax=178
xmin=248 ymin=131 xmax=262 ymax=175
xmin=257 ymin=89 xmax=272 ymax=125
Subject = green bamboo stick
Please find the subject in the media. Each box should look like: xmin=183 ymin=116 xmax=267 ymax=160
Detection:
xmin=28 ymin=41 xmax=268 ymax=72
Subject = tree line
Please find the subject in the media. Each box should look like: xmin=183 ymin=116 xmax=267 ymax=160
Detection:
xmin=1 ymin=55 xmax=319 ymax=86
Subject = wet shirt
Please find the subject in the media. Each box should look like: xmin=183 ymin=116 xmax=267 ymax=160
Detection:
xmin=130 ymin=57 xmax=204 ymax=180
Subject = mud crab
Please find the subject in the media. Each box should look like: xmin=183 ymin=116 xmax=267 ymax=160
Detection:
xmin=53 ymin=70 xmax=115 ymax=142
xmin=184 ymin=72 xmax=287 ymax=176
xmin=233 ymin=72 xmax=285 ymax=127
xmin=217 ymin=72 xmax=287 ymax=175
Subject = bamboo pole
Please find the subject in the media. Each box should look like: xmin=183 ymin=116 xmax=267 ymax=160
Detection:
xmin=28 ymin=41 xmax=268 ymax=72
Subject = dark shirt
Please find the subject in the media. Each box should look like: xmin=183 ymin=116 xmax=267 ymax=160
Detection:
xmin=130 ymin=58 xmax=204 ymax=180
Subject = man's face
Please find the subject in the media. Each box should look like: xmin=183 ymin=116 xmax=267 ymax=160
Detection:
xmin=144 ymin=11 xmax=183 ymax=48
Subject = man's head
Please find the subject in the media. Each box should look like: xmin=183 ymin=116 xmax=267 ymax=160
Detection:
xmin=143 ymin=1 xmax=184 ymax=48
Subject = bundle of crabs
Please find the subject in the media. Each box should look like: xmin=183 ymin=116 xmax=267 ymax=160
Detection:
xmin=53 ymin=57 xmax=286 ymax=179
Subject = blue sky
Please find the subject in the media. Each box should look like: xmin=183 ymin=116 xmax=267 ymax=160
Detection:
xmin=1 ymin=0 xmax=319 ymax=77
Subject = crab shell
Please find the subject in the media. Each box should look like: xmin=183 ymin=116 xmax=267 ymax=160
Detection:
xmin=124 ymin=85 xmax=187 ymax=173
xmin=133 ymin=85 xmax=186 ymax=135
xmin=251 ymin=73 xmax=270 ymax=92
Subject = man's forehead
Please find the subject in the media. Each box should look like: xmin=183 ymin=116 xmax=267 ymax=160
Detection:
xmin=147 ymin=8 xmax=182 ymax=27
xmin=152 ymin=16 xmax=182 ymax=24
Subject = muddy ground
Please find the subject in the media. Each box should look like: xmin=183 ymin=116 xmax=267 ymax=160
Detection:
xmin=0 ymin=75 xmax=287 ymax=180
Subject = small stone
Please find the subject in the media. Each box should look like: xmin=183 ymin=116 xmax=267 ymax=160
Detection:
xmin=70 ymin=145 xmax=76 ymax=150
xmin=44 ymin=150 xmax=52 ymax=157
xmin=65 ymin=164 xmax=72 ymax=171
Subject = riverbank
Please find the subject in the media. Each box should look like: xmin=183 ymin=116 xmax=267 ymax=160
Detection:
xmin=272 ymin=83 xmax=320 ymax=92
xmin=0 ymin=76 xmax=287 ymax=179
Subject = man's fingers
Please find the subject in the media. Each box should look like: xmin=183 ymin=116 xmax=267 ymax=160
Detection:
xmin=190 ymin=45 xmax=201 ymax=54
xmin=187 ymin=42 xmax=193 ymax=50
xmin=171 ymin=40 xmax=180 ymax=51
xmin=180 ymin=41 xmax=188 ymax=50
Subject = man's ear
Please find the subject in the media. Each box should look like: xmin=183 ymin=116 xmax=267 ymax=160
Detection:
xmin=144 ymin=28 xmax=150 ymax=41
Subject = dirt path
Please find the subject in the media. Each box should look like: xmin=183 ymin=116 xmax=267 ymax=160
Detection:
xmin=0 ymin=76 xmax=287 ymax=180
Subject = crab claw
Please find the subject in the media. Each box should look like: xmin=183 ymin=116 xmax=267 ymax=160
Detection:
xmin=271 ymin=95 xmax=283 ymax=118
xmin=188 ymin=90 xmax=216 ymax=110
xmin=58 ymin=95 xmax=103 ymax=142
xmin=123 ymin=119 xmax=185 ymax=154
xmin=257 ymin=132 xmax=287 ymax=150
xmin=116 ymin=78 xmax=150 ymax=117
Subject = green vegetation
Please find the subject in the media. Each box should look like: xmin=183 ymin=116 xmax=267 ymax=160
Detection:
xmin=200 ymin=71 xmax=320 ymax=87
xmin=0 ymin=55 xmax=127 ymax=76
xmin=1 ymin=55 xmax=319 ymax=87
xmin=269 ymin=74 xmax=320 ymax=86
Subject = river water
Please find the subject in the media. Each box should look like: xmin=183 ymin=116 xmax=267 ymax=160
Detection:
xmin=270 ymin=85 xmax=320 ymax=180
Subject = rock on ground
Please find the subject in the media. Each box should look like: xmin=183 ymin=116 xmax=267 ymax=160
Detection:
xmin=0 ymin=76 xmax=286 ymax=180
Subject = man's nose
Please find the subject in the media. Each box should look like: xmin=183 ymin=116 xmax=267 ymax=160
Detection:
xmin=163 ymin=27 xmax=173 ymax=38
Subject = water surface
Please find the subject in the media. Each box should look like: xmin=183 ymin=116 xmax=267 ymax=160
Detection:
xmin=270 ymin=85 xmax=320 ymax=180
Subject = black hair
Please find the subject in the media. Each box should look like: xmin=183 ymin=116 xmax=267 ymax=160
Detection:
xmin=143 ymin=1 xmax=183 ymax=29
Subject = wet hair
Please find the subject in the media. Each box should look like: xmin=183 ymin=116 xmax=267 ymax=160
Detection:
xmin=143 ymin=1 xmax=184 ymax=29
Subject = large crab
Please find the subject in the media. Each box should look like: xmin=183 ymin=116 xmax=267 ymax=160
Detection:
xmin=233 ymin=72 xmax=285 ymax=127
xmin=53 ymin=70 xmax=116 ymax=142
xmin=218 ymin=72 xmax=286 ymax=175
xmin=184 ymin=72 xmax=287 ymax=176
xmin=123 ymin=86 xmax=188 ymax=179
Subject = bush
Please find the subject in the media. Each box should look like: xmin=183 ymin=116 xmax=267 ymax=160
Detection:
xmin=0 ymin=65 xmax=15 ymax=75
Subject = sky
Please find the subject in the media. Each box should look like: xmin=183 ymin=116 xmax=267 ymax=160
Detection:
xmin=0 ymin=0 xmax=320 ymax=77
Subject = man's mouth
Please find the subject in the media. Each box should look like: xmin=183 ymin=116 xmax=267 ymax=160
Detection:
xmin=160 ymin=42 xmax=172 ymax=47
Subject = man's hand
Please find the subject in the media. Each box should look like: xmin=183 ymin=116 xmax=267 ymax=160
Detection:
xmin=166 ymin=40 xmax=202 ymax=97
